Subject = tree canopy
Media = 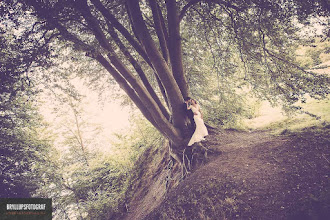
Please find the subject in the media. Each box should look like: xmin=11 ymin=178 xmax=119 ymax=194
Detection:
xmin=2 ymin=0 xmax=329 ymax=154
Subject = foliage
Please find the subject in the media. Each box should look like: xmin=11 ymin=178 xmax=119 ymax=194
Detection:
xmin=296 ymin=37 xmax=330 ymax=69
xmin=179 ymin=2 xmax=329 ymax=127
xmin=0 ymin=12 xmax=52 ymax=197
xmin=30 ymin=101 xmax=163 ymax=219
xmin=0 ymin=95 xmax=50 ymax=198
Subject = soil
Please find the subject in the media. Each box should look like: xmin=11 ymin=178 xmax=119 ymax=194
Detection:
xmin=123 ymin=128 xmax=330 ymax=220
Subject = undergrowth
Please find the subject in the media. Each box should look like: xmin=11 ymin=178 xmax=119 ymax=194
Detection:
xmin=146 ymin=177 xmax=250 ymax=220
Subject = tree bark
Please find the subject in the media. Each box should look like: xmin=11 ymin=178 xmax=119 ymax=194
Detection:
xmin=126 ymin=0 xmax=189 ymax=135
xmin=166 ymin=0 xmax=190 ymax=98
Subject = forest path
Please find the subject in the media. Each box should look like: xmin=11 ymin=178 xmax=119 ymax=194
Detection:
xmin=140 ymin=129 xmax=330 ymax=220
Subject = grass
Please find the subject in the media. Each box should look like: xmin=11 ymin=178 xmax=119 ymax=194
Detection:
xmin=147 ymin=177 xmax=248 ymax=220
xmin=244 ymin=96 xmax=330 ymax=134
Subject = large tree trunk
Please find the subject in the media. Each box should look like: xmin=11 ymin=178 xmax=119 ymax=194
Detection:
xmin=26 ymin=0 xmax=194 ymax=153
xmin=126 ymin=1 xmax=191 ymax=140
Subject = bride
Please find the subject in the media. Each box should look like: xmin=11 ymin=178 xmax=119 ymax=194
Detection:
xmin=185 ymin=98 xmax=208 ymax=146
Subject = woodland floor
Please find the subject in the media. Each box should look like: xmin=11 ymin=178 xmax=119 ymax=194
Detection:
xmin=123 ymin=127 xmax=330 ymax=220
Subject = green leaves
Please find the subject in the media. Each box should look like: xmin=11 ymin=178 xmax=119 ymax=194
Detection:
xmin=180 ymin=1 xmax=329 ymax=127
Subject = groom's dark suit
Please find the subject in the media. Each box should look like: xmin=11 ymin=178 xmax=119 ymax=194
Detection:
xmin=183 ymin=102 xmax=196 ymax=131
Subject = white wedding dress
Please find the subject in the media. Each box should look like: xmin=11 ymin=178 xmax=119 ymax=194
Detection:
xmin=188 ymin=105 xmax=208 ymax=146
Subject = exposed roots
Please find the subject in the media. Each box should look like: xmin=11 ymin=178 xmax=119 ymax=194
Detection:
xmin=167 ymin=142 xmax=211 ymax=185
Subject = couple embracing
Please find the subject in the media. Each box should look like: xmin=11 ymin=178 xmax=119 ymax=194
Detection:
xmin=184 ymin=97 xmax=208 ymax=146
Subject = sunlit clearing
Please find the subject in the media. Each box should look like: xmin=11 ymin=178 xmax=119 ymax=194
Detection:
xmin=244 ymin=101 xmax=286 ymax=129
xmin=38 ymin=77 xmax=131 ymax=153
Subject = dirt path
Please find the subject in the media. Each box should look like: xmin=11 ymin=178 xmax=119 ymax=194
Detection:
xmin=192 ymin=131 xmax=293 ymax=219
xmin=126 ymin=129 xmax=330 ymax=220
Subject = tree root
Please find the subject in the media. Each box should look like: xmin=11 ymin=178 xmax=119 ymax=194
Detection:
xmin=166 ymin=141 xmax=215 ymax=190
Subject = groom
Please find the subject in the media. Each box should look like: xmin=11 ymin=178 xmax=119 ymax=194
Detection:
xmin=183 ymin=97 xmax=195 ymax=161
xmin=184 ymin=97 xmax=196 ymax=133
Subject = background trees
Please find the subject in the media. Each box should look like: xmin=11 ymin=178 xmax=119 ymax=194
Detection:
xmin=0 ymin=18 xmax=51 ymax=197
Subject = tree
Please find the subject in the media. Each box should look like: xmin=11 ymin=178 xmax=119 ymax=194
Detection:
xmin=4 ymin=0 xmax=330 ymax=161
xmin=0 ymin=20 xmax=51 ymax=197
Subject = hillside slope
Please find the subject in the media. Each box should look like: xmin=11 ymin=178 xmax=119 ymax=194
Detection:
xmin=124 ymin=128 xmax=330 ymax=220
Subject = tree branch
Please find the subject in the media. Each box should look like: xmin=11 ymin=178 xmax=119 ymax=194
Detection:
xmin=107 ymin=23 xmax=170 ymax=119
xmin=70 ymin=101 xmax=89 ymax=166
xmin=95 ymin=54 xmax=161 ymax=131
xmin=90 ymin=0 xmax=153 ymax=67
xmin=158 ymin=2 xmax=170 ymax=47
xmin=29 ymin=1 xmax=169 ymax=138
xmin=179 ymin=0 xmax=202 ymax=22
xmin=96 ymin=54 xmax=183 ymax=144
xmin=125 ymin=1 xmax=142 ymax=44
xmin=127 ymin=1 xmax=170 ymax=106
xmin=126 ymin=1 xmax=182 ymax=104
xmin=209 ymin=0 xmax=246 ymax=12
xmin=149 ymin=0 xmax=170 ymax=63
xmin=154 ymin=72 xmax=170 ymax=108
